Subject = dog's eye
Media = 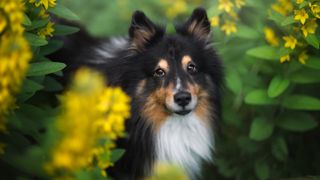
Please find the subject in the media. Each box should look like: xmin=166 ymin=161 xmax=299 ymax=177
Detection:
xmin=154 ymin=68 xmax=166 ymax=78
xmin=187 ymin=63 xmax=197 ymax=74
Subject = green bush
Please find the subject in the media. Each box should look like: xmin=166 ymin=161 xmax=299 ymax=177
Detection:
xmin=1 ymin=0 xmax=319 ymax=179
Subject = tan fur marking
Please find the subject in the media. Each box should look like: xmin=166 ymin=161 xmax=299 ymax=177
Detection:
xmin=157 ymin=59 xmax=169 ymax=72
xmin=181 ymin=55 xmax=192 ymax=70
xmin=132 ymin=28 xmax=156 ymax=52
xmin=188 ymin=83 xmax=212 ymax=123
xmin=187 ymin=19 xmax=209 ymax=40
xmin=141 ymin=83 xmax=174 ymax=130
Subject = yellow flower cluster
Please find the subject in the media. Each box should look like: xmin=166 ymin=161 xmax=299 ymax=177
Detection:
xmin=267 ymin=0 xmax=319 ymax=64
xmin=161 ymin=0 xmax=203 ymax=19
xmin=44 ymin=68 xmax=130 ymax=178
xmin=148 ymin=163 xmax=187 ymax=180
xmin=28 ymin=0 xmax=56 ymax=10
xmin=0 ymin=0 xmax=32 ymax=132
xmin=211 ymin=0 xmax=245 ymax=36
xmin=272 ymin=0 xmax=293 ymax=16
xmin=164 ymin=0 xmax=187 ymax=19
xmin=28 ymin=0 xmax=56 ymax=39
xmin=310 ymin=3 xmax=320 ymax=19
xmin=264 ymin=28 xmax=280 ymax=47
xmin=37 ymin=21 xmax=55 ymax=39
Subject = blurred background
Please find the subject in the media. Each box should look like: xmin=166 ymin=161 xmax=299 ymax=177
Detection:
xmin=1 ymin=0 xmax=320 ymax=179
xmin=60 ymin=0 xmax=320 ymax=179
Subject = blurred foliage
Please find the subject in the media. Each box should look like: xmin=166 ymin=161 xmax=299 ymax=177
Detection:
xmin=63 ymin=0 xmax=320 ymax=179
xmin=1 ymin=0 xmax=130 ymax=179
xmin=148 ymin=163 xmax=187 ymax=180
xmin=1 ymin=0 xmax=320 ymax=179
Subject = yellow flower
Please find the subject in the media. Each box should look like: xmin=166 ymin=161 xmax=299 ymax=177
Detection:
xmin=37 ymin=21 xmax=55 ymax=39
xmin=0 ymin=14 xmax=7 ymax=33
xmin=264 ymin=27 xmax=279 ymax=46
xmin=210 ymin=16 xmax=219 ymax=27
xmin=45 ymin=68 xmax=130 ymax=178
xmin=151 ymin=163 xmax=187 ymax=180
xmin=310 ymin=3 xmax=320 ymax=19
xmin=228 ymin=10 xmax=239 ymax=20
xmin=38 ymin=8 xmax=49 ymax=18
xmin=294 ymin=9 xmax=309 ymax=24
xmin=0 ymin=0 xmax=32 ymax=132
xmin=221 ymin=20 xmax=237 ymax=35
xmin=280 ymin=54 xmax=290 ymax=63
xmin=165 ymin=0 xmax=187 ymax=19
xmin=296 ymin=0 xmax=304 ymax=4
xmin=28 ymin=0 xmax=56 ymax=9
xmin=283 ymin=35 xmax=298 ymax=49
xmin=301 ymin=18 xmax=318 ymax=37
xmin=272 ymin=0 xmax=293 ymax=16
xmin=235 ymin=0 xmax=245 ymax=8
xmin=218 ymin=0 xmax=234 ymax=13
xmin=298 ymin=51 xmax=308 ymax=64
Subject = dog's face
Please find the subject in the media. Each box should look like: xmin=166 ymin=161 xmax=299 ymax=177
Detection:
xmin=127 ymin=8 xmax=222 ymax=128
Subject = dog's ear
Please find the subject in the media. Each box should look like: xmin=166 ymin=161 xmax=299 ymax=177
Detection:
xmin=176 ymin=8 xmax=211 ymax=41
xmin=129 ymin=11 xmax=164 ymax=52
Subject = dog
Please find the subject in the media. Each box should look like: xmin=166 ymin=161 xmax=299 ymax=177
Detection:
xmin=51 ymin=7 xmax=223 ymax=180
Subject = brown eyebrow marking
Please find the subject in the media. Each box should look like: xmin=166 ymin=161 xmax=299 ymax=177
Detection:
xmin=157 ymin=59 xmax=169 ymax=72
xmin=181 ymin=55 xmax=192 ymax=70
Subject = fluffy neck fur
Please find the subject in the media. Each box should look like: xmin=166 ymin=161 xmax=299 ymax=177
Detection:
xmin=155 ymin=113 xmax=214 ymax=178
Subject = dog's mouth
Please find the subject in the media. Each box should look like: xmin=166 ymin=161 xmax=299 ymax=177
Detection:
xmin=165 ymin=103 xmax=196 ymax=116
xmin=164 ymin=94 xmax=198 ymax=116
xmin=174 ymin=109 xmax=192 ymax=115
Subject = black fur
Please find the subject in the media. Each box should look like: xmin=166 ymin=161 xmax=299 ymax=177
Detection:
xmin=50 ymin=7 xmax=223 ymax=180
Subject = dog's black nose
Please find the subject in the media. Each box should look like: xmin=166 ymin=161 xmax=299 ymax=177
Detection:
xmin=174 ymin=91 xmax=191 ymax=107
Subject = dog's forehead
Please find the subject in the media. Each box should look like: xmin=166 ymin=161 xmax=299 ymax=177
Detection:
xmin=155 ymin=37 xmax=192 ymax=64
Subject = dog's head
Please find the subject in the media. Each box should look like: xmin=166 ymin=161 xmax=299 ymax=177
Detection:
xmin=125 ymin=8 xmax=222 ymax=128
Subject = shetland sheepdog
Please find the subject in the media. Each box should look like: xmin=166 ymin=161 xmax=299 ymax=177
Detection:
xmin=51 ymin=7 xmax=223 ymax=180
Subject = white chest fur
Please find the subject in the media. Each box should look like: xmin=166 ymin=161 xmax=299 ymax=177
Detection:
xmin=155 ymin=113 xmax=214 ymax=177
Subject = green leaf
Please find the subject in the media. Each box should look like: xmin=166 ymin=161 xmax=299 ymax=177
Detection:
xmin=304 ymin=56 xmax=320 ymax=70
xmin=245 ymin=89 xmax=277 ymax=105
xmin=43 ymin=76 xmax=63 ymax=92
xmin=277 ymin=112 xmax=318 ymax=132
xmin=1 ymin=147 xmax=47 ymax=177
xmin=282 ymin=95 xmax=320 ymax=110
xmin=268 ymin=11 xmax=285 ymax=24
xmin=249 ymin=117 xmax=274 ymax=141
xmin=226 ymin=70 xmax=242 ymax=94
xmin=24 ymin=32 xmax=48 ymax=46
xmin=235 ymin=25 xmax=260 ymax=39
xmin=305 ymin=34 xmax=319 ymax=49
xmin=48 ymin=4 xmax=80 ymax=21
xmin=26 ymin=19 xmax=49 ymax=31
xmin=110 ymin=149 xmax=125 ymax=163
xmin=271 ymin=136 xmax=288 ymax=161
xmin=22 ymin=14 xmax=32 ymax=26
xmin=267 ymin=76 xmax=290 ymax=98
xmin=246 ymin=46 xmax=289 ymax=60
xmin=236 ymin=137 xmax=259 ymax=153
xmin=17 ymin=92 xmax=36 ymax=102
xmin=290 ymin=69 xmax=320 ymax=84
xmin=299 ymin=1 xmax=308 ymax=8
xmin=54 ymin=24 xmax=80 ymax=36
xmin=40 ymin=40 xmax=64 ymax=56
xmin=281 ymin=16 xmax=295 ymax=26
xmin=20 ymin=78 xmax=44 ymax=93
xmin=27 ymin=61 xmax=66 ymax=76
xmin=254 ymin=160 xmax=269 ymax=180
